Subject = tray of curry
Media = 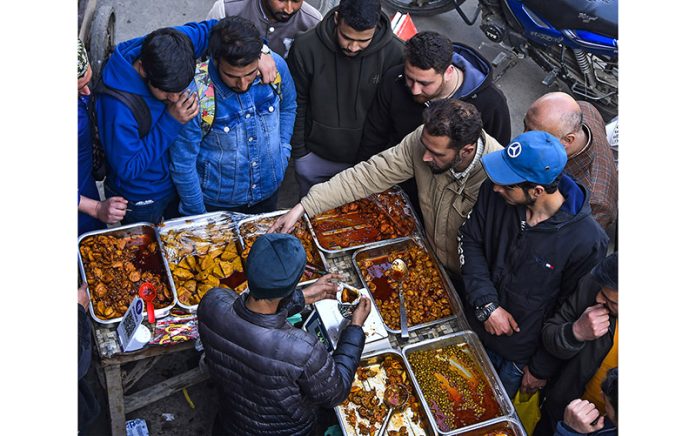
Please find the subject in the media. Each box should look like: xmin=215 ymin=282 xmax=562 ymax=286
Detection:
xmin=402 ymin=332 xmax=516 ymax=435
xmin=78 ymin=223 xmax=178 ymax=325
xmin=307 ymin=187 xmax=423 ymax=258
xmin=237 ymin=211 xmax=329 ymax=286
xmin=336 ymin=349 xmax=435 ymax=436
xmin=352 ymin=237 xmax=458 ymax=335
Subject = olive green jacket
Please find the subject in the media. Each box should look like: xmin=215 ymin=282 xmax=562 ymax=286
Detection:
xmin=301 ymin=125 xmax=503 ymax=274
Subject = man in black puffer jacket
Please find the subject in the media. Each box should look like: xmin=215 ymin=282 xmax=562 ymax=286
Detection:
xmin=198 ymin=233 xmax=370 ymax=435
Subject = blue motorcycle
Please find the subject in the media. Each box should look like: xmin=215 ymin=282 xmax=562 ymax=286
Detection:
xmin=382 ymin=0 xmax=618 ymax=118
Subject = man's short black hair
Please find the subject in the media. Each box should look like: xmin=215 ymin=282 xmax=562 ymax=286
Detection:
xmin=209 ymin=16 xmax=263 ymax=67
xmin=141 ymin=28 xmax=195 ymax=93
xmin=405 ymin=31 xmax=453 ymax=74
xmin=422 ymin=99 xmax=483 ymax=150
xmin=337 ymin=0 xmax=381 ymax=31
xmin=601 ymin=367 xmax=618 ymax=418
xmin=516 ymin=175 xmax=562 ymax=194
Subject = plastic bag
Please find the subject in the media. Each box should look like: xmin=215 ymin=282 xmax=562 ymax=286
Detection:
xmin=512 ymin=390 xmax=541 ymax=434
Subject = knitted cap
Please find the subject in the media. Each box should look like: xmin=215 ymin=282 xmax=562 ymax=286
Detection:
xmin=247 ymin=234 xmax=306 ymax=299
xmin=591 ymin=252 xmax=618 ymax=290
xmin=78 ymin=39 xmax=90 ymax=79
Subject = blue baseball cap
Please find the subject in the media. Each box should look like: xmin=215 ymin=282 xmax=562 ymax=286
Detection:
xmin=481 ymin=131 xmax=567 ymax=185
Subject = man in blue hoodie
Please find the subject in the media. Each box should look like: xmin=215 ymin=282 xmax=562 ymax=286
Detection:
xmin=95 ymin=21 xmax=217 ymax=225
xmin=457 ymin=131 xmax=608 ymax=400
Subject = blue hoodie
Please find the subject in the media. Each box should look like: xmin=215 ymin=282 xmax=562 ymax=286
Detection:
xmin=96 ymin=20 xmax=217 ymax=202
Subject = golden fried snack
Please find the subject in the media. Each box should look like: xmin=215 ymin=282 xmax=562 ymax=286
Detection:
xmin=160 ymin=218 xmax=246 ymax=306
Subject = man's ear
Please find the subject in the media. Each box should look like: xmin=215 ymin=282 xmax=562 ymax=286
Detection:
xmin=134 ymin=59 xmax=147 ymax=79
xmin=460 ymin=142 xmax=476 ymax=156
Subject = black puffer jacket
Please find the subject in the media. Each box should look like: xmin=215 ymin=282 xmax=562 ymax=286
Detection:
xmin=457 ymin=175 xmax=608 ymax=378
xmin=532 ymin=273 xmax=617 ymax=436
xmin=198 ymin=288 xmax=365 ymax=435
xmin=357 ymin=42 xmax=511 ymax=162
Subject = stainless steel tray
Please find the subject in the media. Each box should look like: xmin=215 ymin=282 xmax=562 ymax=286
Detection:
xmin=457 ymin=418 xmax=526 ymax=435
xmin=351 ymin=237 xmax=458 ymax=335
xmin=78 ymin=222 xmax=178 ymax=325
xmin=401 ymin=331 xmax=515 ymax=435
xmin=236 ymin=210 xmax=329 ymax=287
xmin=307 ymin=186 xmax=425 ymax=258
xmin=158 ymin=212 xmax=245 ymax=312
xmin=335 ymin=349 xmax=436 ymax=436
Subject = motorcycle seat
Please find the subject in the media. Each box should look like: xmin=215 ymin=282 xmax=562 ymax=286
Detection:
xmin=523 ymin=0 xmax=617 ymax=39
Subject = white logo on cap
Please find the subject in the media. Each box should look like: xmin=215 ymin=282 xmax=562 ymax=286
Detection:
xmin=507 ymin=142 xmax=522 ymax=158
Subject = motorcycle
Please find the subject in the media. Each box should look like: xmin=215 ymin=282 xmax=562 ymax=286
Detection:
xmin=381 ymin=0 xmax=618 ymax=119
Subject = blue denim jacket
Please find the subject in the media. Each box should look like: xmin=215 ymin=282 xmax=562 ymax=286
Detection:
xmin=169 ymin=52 xmax=297 ymax=215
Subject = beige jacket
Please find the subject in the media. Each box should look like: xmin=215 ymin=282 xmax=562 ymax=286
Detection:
xmin=301 ymin=125 xmax=503 ymax=274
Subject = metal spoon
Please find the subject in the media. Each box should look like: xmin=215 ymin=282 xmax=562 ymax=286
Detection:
xmin=376 ymin=383 xmax=410 ymax=436
xmin=391 ymin=258 xmax=409 ymax=339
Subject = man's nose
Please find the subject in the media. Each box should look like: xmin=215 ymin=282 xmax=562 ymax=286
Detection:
xmin=410 ymin=82 xmax=422 ymax=96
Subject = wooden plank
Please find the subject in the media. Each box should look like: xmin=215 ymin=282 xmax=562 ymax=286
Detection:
xmin=101 ymin=340 xmax=196 ymax=366
xmin=103 ymin=364 xmax=126 ymax=436
xmin=122 ymin=356 xmax=162 ymax=393
xmin=123 ymin=367 xmax=209 ymax=414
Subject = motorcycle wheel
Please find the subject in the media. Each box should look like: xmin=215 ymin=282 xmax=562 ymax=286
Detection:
xmin=382 ymin=0 xmax=465 ymax=16
xmin=89 ymin=2 xmax=116 ymax=84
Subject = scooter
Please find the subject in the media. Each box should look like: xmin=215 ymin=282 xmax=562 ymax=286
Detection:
xmin=382 ymin=0 xmax=618 ymax=119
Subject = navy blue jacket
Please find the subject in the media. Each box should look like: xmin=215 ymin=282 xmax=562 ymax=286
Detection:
xmin=198 ymin=288 xmax=365 ymax=435
xmin=457 ymin=175 xmax=608 ymax=378
xmin=96 ymin=20 xmax=216 ymax=202
xmin=554 ymin=420 xmax=617 ymax=436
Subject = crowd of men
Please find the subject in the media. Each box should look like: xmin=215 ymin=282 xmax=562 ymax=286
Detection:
xmin=77 ymin=0 xmax=619 ymax=434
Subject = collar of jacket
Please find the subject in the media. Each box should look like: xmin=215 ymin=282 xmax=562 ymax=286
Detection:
xmin=209 ymin=59 xmax=264 ymax=100
xmin=449 ymin=135 xmax=485 ymax=194
xmin=233 ymin=292 xmax=291 ymax=329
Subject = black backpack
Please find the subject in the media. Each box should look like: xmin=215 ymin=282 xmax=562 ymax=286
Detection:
xmin=88 ymin=80 xmax=151 ymax=181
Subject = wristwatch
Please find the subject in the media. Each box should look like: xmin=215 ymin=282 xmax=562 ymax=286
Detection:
xmin=475 ymin=302 xmax=499 ymax=322
xmin=260 ymin=44 xmax=271 ymax=57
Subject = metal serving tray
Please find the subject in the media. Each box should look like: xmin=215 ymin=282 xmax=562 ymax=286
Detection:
xmin=455 ymin=418 xmax=525 ymax=436
xmin=335 ymin=349 xmax=436 ymax=436
xmin=351 ymin=237 xmax=458 ymax=335
xmin=78 ymin=222 xmax=178 ymax=326
xmin=158 ymin=211 xmax=245 ymax=312
xmin=236 ymin=210 xmax=329 ymax=287
xmin=307 ymin=186 xmax=425 ymax=259
xmin=401 ymin=331 xmax=515 ymax=435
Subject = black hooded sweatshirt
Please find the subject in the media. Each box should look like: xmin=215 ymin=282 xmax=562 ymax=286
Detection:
xmin=287 ymin=7 xmax=403 ymax=163
xmin=358 ymin=42 xmax=511 ymax=162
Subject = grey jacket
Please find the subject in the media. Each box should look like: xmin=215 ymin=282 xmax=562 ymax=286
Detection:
xmin=207 ymin=0 xmax=321 ymax=57
xmin=198 ymin=288 xmax=365 ymax=435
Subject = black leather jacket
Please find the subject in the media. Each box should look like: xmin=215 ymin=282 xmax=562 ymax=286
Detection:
xmin=198 ymin=288 xmax=365 ymax=435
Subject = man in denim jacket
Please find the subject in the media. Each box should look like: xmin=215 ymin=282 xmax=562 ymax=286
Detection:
xmin=170 ymin=16 xmax=297 ymax=215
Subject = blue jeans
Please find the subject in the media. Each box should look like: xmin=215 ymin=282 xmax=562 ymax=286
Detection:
xmin=104 ymin=184 xmax=179 ymax=225
xmin=485 ymin=348 xmax=527 ymax=400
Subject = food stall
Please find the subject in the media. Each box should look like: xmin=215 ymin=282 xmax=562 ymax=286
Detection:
xmin=78 ymin=187 xmax=524 ymax=436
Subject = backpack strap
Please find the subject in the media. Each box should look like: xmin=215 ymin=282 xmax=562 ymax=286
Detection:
xmin=93 ymin=80 xmax=152 ymax=138
xmin=193 ymin=60 xmax=216 ymax=137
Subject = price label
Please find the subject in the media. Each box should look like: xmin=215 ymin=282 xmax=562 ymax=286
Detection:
xmin=117 ymin=297 xmax=145 ymax=352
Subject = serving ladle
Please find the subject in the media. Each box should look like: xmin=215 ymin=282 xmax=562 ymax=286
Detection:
xmin=376 ymin=383 xmax=410 ymax=436
xmin=390 ymin=258 xmax=409 ymax=339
